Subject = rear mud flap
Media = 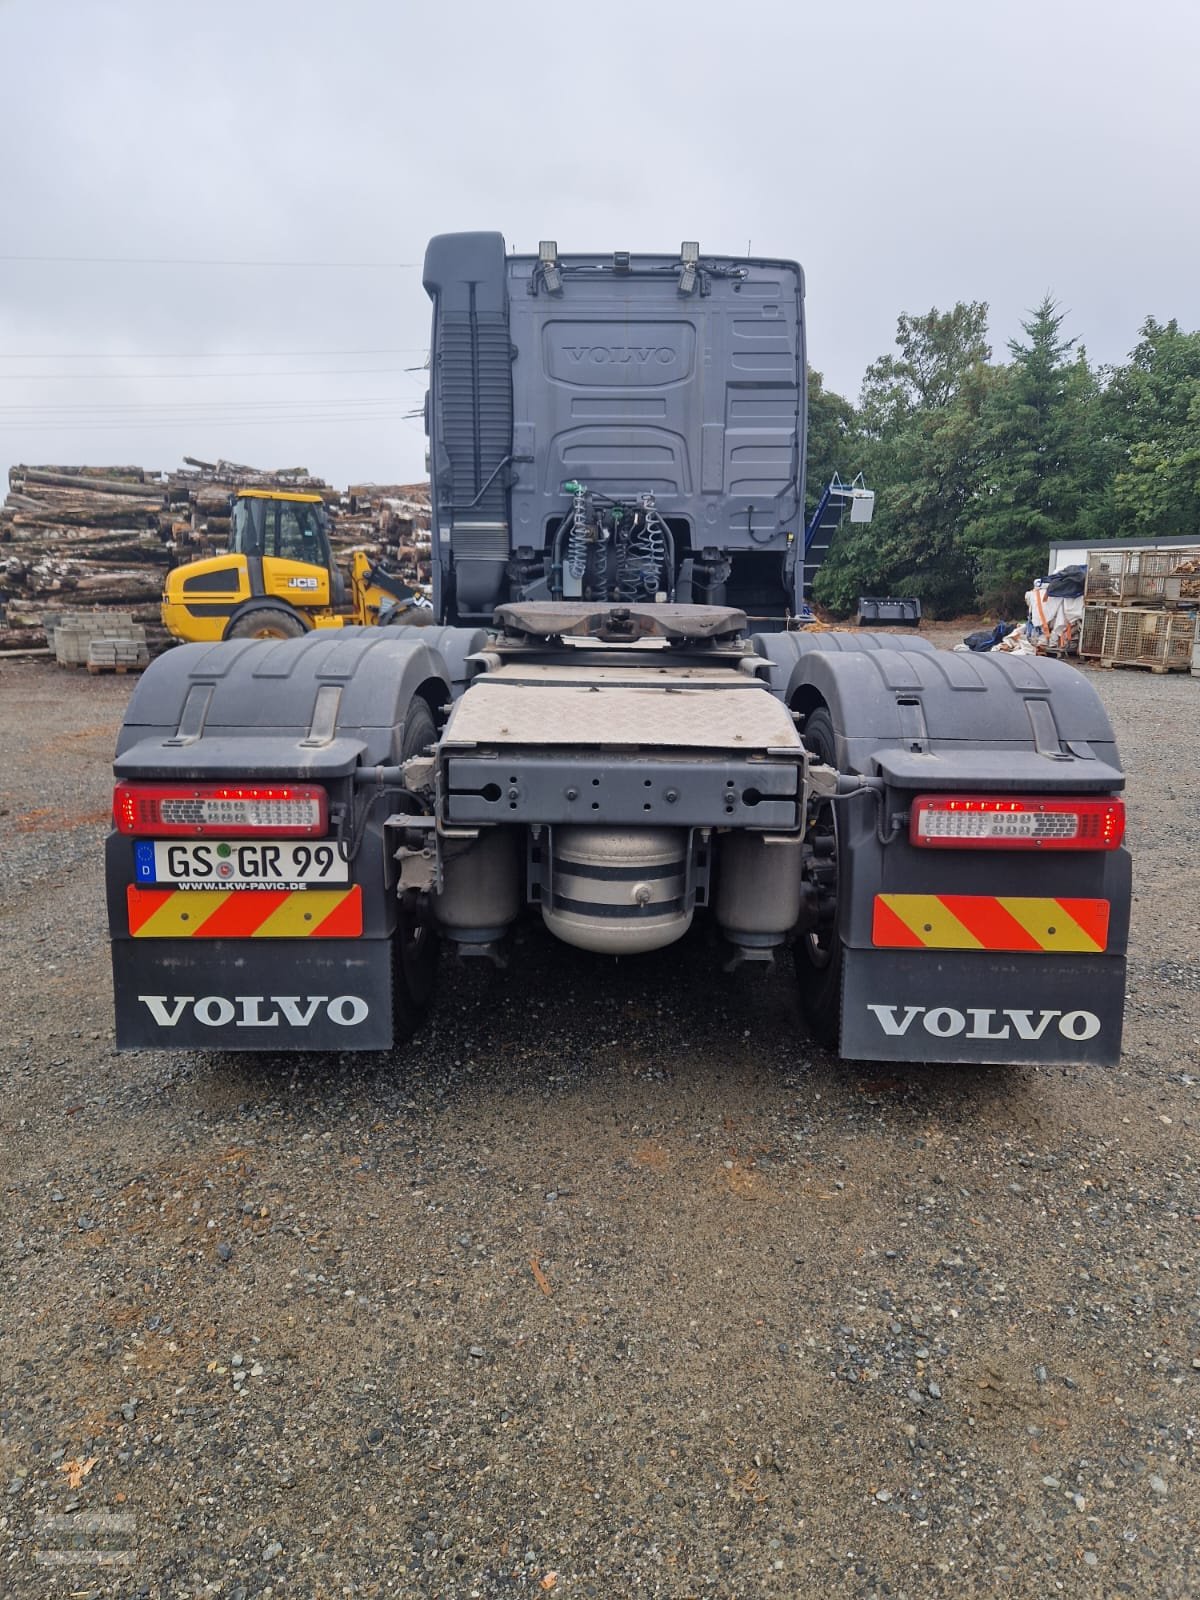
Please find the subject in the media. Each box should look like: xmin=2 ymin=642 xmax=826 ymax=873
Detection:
xmin=840 ymin=949 xmax=1125 ymax=1066
xmin=111 ymin=938 xmax=395 ymax=1051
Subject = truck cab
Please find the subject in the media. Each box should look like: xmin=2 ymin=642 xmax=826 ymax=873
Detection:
xmin=423 ymin=234 xmax=812 ymax=626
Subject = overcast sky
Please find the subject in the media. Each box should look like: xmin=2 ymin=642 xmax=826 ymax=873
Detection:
xmin=1 ymin=0 xmax=1197 ymax=489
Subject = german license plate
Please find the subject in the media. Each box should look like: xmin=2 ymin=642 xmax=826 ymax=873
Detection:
xmin=134 ymin=839 xmax=350 ymax=889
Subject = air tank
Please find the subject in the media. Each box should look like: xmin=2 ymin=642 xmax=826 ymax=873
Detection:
xmin=542 ymin=827 xmax=692 ymax=954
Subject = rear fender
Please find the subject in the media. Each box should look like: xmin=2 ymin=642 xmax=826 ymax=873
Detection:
xmin=776 ymin=646 xmax=1123 ymax=780
xmin=791 ymin=649 xmax=1131 ymax=1066
xmin=752 ymin=629 xmax=936 ymax=718
xmin=107 ymin=629 xmax=455 ymax=1052
xmin=115 ymin=628 xmax=454 ymax=766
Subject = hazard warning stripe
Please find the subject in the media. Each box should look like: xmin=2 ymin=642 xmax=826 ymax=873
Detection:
xmin=872 ymin=894 xmax=1109 ymax=954
xmin=127 ymin=886 xmax=362 ymax=938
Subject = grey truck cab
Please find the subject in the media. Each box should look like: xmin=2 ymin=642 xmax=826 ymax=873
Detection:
xmin=423 ymin=234 xmax=812 ymax=624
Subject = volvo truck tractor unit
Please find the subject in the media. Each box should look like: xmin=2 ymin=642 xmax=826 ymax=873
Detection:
xmin=106 ymin=234 xmax=1131 ymax=1065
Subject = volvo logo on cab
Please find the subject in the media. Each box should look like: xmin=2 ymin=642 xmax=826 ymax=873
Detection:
xmin=138 ymin=994 xmax=369 ymax=1028
xmin=564 ymin=345 xmax=675 ymax=365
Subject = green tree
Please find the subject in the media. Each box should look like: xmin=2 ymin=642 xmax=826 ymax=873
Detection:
xmin=804 ymin=368 xmax=861 ymax=521
xmin=816 ymin=304 xmax=992 ymax=616
xmin=858 ymin=303 xmax=991 ymax=426
xmin=964 ymin=297 xmax=1096 ymax=608
xmin=1098 ymin=317 xmax=1200 ymax=539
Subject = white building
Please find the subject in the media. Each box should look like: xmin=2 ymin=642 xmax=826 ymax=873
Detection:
xmin=1048 ymin=534 xmax=1200 ymax=574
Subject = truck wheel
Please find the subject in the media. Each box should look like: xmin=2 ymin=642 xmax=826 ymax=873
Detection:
xmin=392 ymin=697 xmax=439 ymax=1041
xmin=225 ymin=606 xmax=307 ymax=640
xmin=795 ymin=706 xmax=843 ymax=1051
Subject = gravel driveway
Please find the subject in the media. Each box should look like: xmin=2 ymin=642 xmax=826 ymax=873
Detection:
xmin=1 ymin=648 xmax=1196 ymax=1599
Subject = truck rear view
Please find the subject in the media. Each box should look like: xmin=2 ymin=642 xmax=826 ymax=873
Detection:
xmin=105 ymin=234 xmax=1131 ymax=1068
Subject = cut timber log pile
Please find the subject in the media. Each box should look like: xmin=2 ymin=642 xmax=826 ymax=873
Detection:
xmin=339 ymin=481 xmax=433 ymax=590
xmin=1 ymin=463 xmax=172 ymax=653
xmin=1169 ymin=555 xmax=1200 ymax=602
xmin=0 ymin=460 xmax=433 ymax=654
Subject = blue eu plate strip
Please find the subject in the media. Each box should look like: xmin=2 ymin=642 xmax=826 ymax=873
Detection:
xmin=134 ymin=841 xmax=157 ymax=883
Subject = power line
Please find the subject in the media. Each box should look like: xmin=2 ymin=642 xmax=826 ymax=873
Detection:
xmin=0 ymin=347 xmax=429 ymax=359
xmin=0 ymin=366 xmax=424 ymax=381
xmin=0 ymin=411 xmax=420 ymax=433
xmin=0 ymin=394 xmax=410 ymax=412
xmin=0 ymin=400 xmax=414 ymax=420
xmin=0 ymin=403 xmax=408 ymax=418
xmin=0 ymin=254 xmax=416 ymax=268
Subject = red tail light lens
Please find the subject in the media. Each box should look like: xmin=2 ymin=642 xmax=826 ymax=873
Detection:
xmin=113 ymin=782 xmax=327 ymax=837
xmin=910 ymin=794 xmax=1125 ymax=851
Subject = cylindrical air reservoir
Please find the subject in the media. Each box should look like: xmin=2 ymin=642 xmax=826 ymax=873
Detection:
xmin=432 ymin=827 xmax=521 ymax=944
xmin=542 ymin=827 xmax=692 ymax=954
xmin=715 ymin=832 xmax=805 ymax=946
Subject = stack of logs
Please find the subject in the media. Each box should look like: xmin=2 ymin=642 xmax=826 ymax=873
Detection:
xmin=0 ymin=458 xmax=432 ymax=653
xmin=1171 ymin=555 xmax=1200 ymax=603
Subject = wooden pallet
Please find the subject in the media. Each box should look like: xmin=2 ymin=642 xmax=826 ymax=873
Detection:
xmin=60 ymin=657 xmax=146 ymax=670
xmin=1096 ymin=656 xmax=1188 ymax=674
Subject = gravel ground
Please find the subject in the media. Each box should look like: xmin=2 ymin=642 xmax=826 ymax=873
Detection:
xmin=1 ymin=644 xmax=1197 ymax=1600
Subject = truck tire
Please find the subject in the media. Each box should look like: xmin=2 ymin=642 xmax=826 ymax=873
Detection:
xmin=225 ymin=605 xmax=307 ymax=640
xmin=393 ymin=696 xmax=439 ymax=1041
xmin=794 ymin=706 xmax=842 ymax=1050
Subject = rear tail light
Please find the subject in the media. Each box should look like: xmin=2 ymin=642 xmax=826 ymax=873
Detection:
xmin=910 ymin=794 xmax=1124 ymax=851
xmin=113 ymin=782 xmax=327 ymax=837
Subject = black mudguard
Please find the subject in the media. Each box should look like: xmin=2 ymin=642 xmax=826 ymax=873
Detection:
xmin=778 ymin=646 xmax=1132 ymax=1067
xmin=106 ymin=628 xmax=478 ymax=1053
xmin=112 ymin=939 xmax=395 ymax=1051
xmin=841 ymin=952 xmax=1127 ymax=1067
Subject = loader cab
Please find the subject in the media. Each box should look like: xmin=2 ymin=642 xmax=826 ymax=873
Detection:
xmin=230 ymin=490 xmax=346 ymax=605
xmin=231 ymin=492 xmax=332 ymax=568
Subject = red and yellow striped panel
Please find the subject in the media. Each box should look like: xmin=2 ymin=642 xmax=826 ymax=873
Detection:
xmin=872 ymin=894 xmax=1109 ymax=954
xmin=127 ymin=885 xmax=362 ymax=939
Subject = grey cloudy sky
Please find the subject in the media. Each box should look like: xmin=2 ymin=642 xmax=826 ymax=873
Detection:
xmin=1 ymin=0 xmax=1197 ymax=489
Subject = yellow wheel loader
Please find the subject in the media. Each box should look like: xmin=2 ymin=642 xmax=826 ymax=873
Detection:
xmin=161 ymin=488 xmax=431 ymax=642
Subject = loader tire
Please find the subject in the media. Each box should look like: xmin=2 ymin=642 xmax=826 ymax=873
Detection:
xmin=225 ymin=605 xmax=307 ymax=640
xmin=392 ymin=696 xmax=439 ymax=1043
xmin=794 ymin=706 xmax=843 ymax=1051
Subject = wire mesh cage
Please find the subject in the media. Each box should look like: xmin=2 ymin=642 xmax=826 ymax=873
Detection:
xmin=1165 ymin=555 xmax=1200 ymax=604
xmin=1085 ymin=549 xmax=1141 ymax=601
xmin=1083 ymin=546 xmax=1200 ymax=605
xmin=1099 ymin=607 xmax=1196 ymax=669
xmin=1079 ymin=603 xmax=1107 ymax=658
xmin=1139 ymin=550 xmax=1184 ymax=601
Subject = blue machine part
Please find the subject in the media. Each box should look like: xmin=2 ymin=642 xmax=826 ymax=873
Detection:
xmin=803 ymin=473 xmax=874 ymax=600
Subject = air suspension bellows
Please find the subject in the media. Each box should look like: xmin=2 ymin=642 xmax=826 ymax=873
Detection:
xmin=542 ymin=827 xmax=692 ymax=954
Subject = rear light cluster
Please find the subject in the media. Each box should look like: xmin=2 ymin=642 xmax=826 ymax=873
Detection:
xmin=113 ymin=782 xmax=327 ymax=837
xmin=910 ymin=794 xmax=1125 ymax=851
